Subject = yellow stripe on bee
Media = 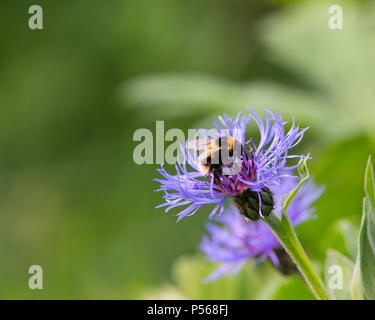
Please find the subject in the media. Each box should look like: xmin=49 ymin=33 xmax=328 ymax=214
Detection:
xmin=206 ymin=136 xmax=235 ymax=151
xmin=228 ymin=137 xmax=234 ymax=149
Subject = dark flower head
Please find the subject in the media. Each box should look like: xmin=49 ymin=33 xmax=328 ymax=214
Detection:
xmin=155 ymin=108 xmax=308 ymax=221
xmin=199 ymin=176 xmax=324 ymax=282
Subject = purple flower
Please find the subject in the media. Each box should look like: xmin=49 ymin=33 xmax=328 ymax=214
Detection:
xmin=155 ymin=108 xmax=308 ymax=221
xmin=199 ymin=177 xmax=324 ymax=281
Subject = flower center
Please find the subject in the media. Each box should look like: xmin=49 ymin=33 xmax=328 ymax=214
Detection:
xmin=210 ymin=145 xmax=257 ymax=194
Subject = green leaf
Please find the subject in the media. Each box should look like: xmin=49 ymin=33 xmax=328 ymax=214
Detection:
xmin=365 ymin=156 xmax=375 ymax=256
xmin=324 ymin=249 xmax=354 ymax=300
xmin=351 ymin=259 xmax=364 ymax=300
xmin=356 ymin=155 xmax=375 ymax=299
xmin=118 ymin=73 xmax=324 ymax=123
xmin=281 ymin=154 xmax=310 ymax=214
xmin=322 ymin=220 xmax=358 ymax=261
xmin=365 ymin=156 xmax=375 ymax=205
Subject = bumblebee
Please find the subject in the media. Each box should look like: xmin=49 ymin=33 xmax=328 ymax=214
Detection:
xmin=186 ymin=136 xmax=243 ymax=177
xmin=187 ymin=135 xmax=274 ymax=221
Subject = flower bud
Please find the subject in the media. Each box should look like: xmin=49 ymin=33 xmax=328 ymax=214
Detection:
xmin=234 ymin=187 xmax=274 ymax=221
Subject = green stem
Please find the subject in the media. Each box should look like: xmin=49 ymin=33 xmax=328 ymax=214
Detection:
xmin=263 ymin=211 xmax=330 ymax=300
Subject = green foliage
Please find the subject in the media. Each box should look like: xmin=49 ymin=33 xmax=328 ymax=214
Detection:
xmin=351 ymin=261 xmax=364 ymax=300
xmin=324 ymin=249 xmax=354 ymax=300
xmin=272 ymin=275 xmax=315 ymax=300
xmin=353 ymin=156 xmax=375 ymax=299
xmin=121 ymin=1 xmax=375 ymax=142
xmin=302 ymin=136 xmax=372 ymax=261
xmin=322 ymin=220 xmax=358 ymax=261
xmin=140 ymin=254 xmax=315 ymax=300
xmin=323 ymin=156 xmax=375 ymax=300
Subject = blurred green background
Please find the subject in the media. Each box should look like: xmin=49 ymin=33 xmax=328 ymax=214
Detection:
xmin=0 ymin=0 xmax=374 ymax=299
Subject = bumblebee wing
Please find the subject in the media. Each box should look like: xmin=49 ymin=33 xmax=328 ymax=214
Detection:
xmin=186 ymin=138 xmax=213 ymax=151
